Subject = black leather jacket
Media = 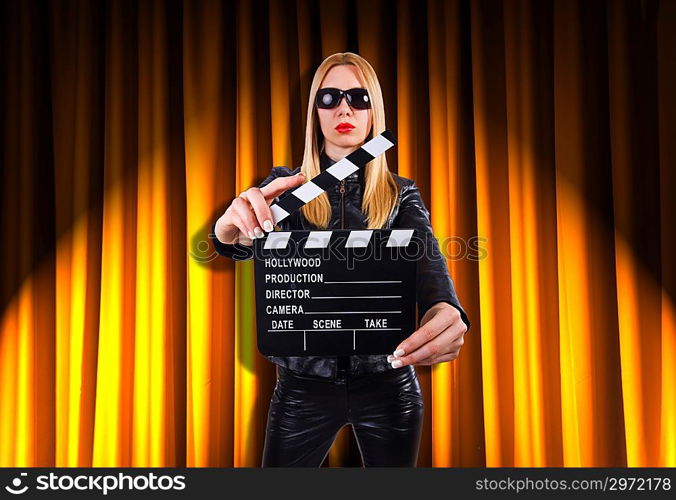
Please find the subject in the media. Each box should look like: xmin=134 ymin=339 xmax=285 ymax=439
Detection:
xmin=210 ymin=152 xmax=470 ymax=378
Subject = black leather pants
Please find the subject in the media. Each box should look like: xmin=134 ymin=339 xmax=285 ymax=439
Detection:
xmin=262 ymin=360 xmax=424 ymax=467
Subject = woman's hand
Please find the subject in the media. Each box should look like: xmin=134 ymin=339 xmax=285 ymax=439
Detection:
xmin=214 ymin=173 xmax=305 ymax=246
xmin=387 ymin=302 xmax=467 ymax=367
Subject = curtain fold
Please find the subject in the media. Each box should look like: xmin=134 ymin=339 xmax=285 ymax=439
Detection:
xmin=0 ymin=0 xmax=674 ymax=467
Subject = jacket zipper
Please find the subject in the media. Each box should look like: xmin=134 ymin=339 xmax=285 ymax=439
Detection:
xmin=339 ymin=179 xmax=345 ymax=229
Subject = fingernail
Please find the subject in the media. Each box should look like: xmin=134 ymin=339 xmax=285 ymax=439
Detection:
xmin=393 ymin=349 xmax=405 ymax=357
xmin=391 ymin=360 xmax=402 ymax=369
xmin=263 ymin=220 xmax=273 ymax=232
xmin=254 ymin=227 xmax=264 ymax=238
xmin=387 ymin=355 xmax=394 ymax=363
xmin=247 ymin=230 xmax=254 ymax=239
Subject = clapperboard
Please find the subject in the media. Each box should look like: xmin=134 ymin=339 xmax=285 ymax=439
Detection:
xmin=253 ymin=131 xmax=419 ymax=356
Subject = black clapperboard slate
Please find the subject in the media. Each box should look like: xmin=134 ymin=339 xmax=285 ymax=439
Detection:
xmin=253 ymin=229 xmax=419 ymax=356
xmin=252 ymin=130 xmax=419 ymax=356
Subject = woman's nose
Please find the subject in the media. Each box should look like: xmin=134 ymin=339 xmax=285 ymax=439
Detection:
xmin=335 ymin=97 xmax=353 ymax=116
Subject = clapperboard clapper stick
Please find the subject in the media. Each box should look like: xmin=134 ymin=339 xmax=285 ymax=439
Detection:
xmin=268 ymin=130 xmax=396 ymax=225
xmin=253 ymin=130 xmax=420 ymax=356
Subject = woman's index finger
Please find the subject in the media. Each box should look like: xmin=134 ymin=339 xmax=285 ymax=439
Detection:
xmin=259 ymin=173 xmax=306 ymax=202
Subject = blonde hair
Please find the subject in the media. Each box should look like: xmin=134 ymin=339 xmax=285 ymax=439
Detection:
xmin=299 ymin=52 xmax=398 ymax=229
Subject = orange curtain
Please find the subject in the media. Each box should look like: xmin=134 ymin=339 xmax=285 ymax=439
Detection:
xmin=0 ymin=0 xmax=674 ymax=467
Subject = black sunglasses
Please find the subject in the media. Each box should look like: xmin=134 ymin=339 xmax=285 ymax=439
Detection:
xmin=315 ymin=87 xmax=371 ymax=110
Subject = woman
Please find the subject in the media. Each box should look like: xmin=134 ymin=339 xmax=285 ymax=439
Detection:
xmin=212 ymin=52 xmax=469 ymax=467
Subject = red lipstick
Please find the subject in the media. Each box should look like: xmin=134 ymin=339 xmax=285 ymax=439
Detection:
xmin=335 ymin=122 xmax=355 ymax=133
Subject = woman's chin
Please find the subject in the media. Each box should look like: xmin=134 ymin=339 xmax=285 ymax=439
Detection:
xmin=328 ymin=134 xmax=366 ymax=149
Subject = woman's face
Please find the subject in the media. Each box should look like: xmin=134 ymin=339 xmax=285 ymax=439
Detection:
xmin=316 ymin=65 xmax=373 ymax=158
